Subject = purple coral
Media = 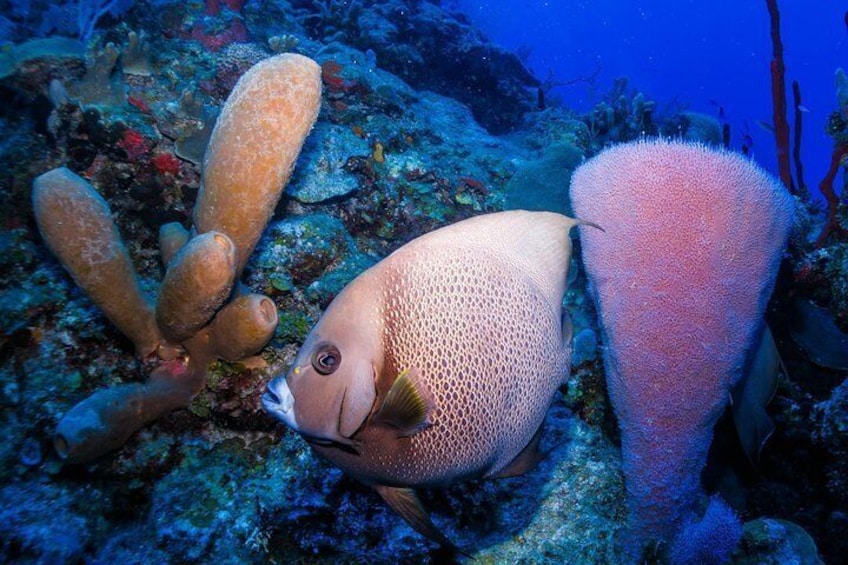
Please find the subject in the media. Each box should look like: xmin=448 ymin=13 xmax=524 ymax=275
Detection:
xmin=669 ymin=497 xmax=743 ymax=565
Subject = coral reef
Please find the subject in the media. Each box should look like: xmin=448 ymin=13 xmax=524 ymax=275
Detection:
xmin=735 ymin=518 xmax=824 ymax=565
xmin=0 ymin=1 xmax=842 ymax=563
xmin=281 ymin=0 xmax=539 ymax=133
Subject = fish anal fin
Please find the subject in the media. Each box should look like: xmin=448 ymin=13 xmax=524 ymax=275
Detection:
xmin=494 ymin=422 xmax=546 ymax=478
xmin=373 ymin=485 xmax=469 ymax=557
xmin=373 ymin=368 xmax=434 ymax=437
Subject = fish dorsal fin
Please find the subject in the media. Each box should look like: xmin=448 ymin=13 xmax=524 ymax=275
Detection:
xmin=392 ymin=211 xmax=586 ymax=306
xmin=373 ymin=485 xmax=468 ymax=556
xmin=374 ymin=368 xmax=434 ymax=437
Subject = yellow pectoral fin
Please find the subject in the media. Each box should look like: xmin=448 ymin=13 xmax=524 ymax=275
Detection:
xmin=373 ymin=368 xmax=434 ymax=437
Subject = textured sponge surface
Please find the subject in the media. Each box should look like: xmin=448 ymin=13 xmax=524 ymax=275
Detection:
xmin=570 ymin=140 xmax=794 ymax=551
xmin=32 ymin=167 xmax=161 ymax=356
xmin=195 ymin=53 xmax=322 ymax=274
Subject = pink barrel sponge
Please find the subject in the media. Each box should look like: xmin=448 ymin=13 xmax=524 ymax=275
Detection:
xmin=570 ymin=140 xmax=794 ymax=560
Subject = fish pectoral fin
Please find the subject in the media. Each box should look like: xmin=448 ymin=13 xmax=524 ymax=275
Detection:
xmin=493 ymin=422 xmax=546 ymax=478
xmin=373 ymin=368 xmax=434 ymax=437
xmin=373 ymin=485 xmax=469 ymax=557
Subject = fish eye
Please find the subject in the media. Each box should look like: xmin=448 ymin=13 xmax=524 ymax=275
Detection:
xmin=311 ymin=343 xmax=341 ymax=375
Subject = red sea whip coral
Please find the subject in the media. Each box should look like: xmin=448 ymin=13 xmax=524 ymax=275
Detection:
xmin=766 ymin=0 xmax=794 ymax=193
xmin=570 ymin=140 xmax=794 ymax=562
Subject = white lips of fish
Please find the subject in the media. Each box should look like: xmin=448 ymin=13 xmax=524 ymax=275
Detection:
xmin=262 ymin=377 xmax=298 ymax=430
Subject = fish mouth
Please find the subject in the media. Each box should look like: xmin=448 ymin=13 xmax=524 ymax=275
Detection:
xmin=262 ymin=376 xmax=299 ymax=430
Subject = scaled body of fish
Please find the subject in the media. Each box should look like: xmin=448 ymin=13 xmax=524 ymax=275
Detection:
xmin=263 ymin=210 xmax=584 ymax=551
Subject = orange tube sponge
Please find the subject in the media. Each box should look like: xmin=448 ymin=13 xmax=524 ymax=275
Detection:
xmin=194 ymin=53 xmax=321 ymax=275
xmin=32 ymin=167 xmax=161 ymax=357
xmin=158 ymin=221 xmax=190 ymax=267
xmin=54 ymin=358 xmax=207 ymax=463
xmin=46 ymin=53 xmax=321 ymax=464
xmin=155 ymin=231 xmax=237 ymax=343
xmin=208 ymin=293 xmax=279 ymax=362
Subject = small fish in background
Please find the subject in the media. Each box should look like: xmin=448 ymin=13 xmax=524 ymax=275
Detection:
xmin=756 ymin=119 xmax=776 ymax=134
xmin=263 ymin=211 xmax=589 ymax=553
xmin=709 ymin=98 xmax=726 ymax=122
xmin=709 ymin=99 xmax=732 ymax=149
xmin=741 ymin=121 xmax=755 ymax=155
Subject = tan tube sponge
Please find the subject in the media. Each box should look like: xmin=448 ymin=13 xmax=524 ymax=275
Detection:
xmin=158 ymin=221 xmax=190 ymax=267
xmin=194 ymin=53 xmax=322 ymax=275
xmin=36 ymin=53 xmax=322 ymax=463
xmin=32 ymin=167 xmax=162 ymax=358
xmin=208 ymin=293 xmax=279 ymax=362
xmin=53 ymin=358 xmax=208 ymax=463
xmin=155 ymin=231 xmax=237 ymax=343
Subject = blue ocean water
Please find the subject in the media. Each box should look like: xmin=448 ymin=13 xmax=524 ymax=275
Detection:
xmin=452 ymin=0 xmax=848 ymax=200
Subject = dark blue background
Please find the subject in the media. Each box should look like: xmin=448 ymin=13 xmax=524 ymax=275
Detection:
xmin=452 ymin=0 xmax=847 ymax=200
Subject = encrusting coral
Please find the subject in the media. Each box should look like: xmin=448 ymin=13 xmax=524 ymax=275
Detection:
xmin=31 ymin=53 xmax=322 ymax=464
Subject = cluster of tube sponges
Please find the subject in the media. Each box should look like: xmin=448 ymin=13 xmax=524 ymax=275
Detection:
xmin=32 ymin=54 xmax=322 ymax=463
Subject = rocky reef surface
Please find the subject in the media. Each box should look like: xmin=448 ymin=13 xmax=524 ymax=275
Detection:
xmin=0 ymin=1 xmax=845 ymax=563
